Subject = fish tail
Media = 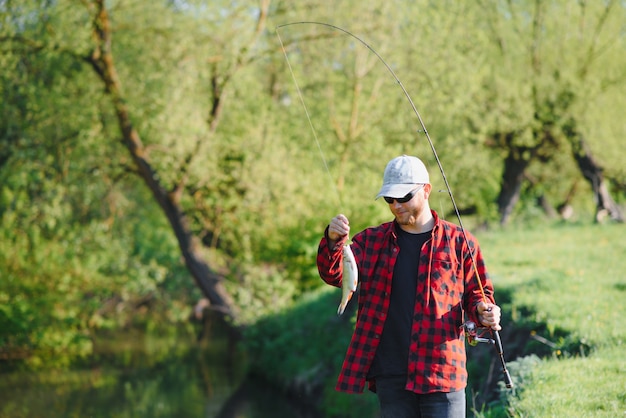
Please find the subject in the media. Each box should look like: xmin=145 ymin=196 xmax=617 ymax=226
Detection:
xmin=337 ymin=292 xmax=353 ymax=315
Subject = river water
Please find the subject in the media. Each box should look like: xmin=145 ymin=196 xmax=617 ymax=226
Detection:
xmin=0 ymin=322 xmax=322 ymax=418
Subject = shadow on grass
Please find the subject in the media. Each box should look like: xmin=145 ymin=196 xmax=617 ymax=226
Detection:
xmin=466 ymin=285 xmax=593 ymax=416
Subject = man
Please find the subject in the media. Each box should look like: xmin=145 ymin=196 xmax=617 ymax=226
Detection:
xmin=317 ymin=155 xmax=501 ymax=418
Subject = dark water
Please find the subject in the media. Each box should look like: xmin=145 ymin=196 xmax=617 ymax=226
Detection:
xmin=0 ymin=326 xmax=322 ymax=418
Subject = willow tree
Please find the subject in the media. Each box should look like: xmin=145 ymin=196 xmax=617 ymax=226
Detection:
xmin=476 ymin=0 xmax=626 ymax=224
xmin=80 ymin=1 xmax=235 ymax=319
xmin=0 ymin=0 xmax=283 ymax=325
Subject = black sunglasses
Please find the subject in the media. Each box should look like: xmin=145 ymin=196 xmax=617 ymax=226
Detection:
xmin=384 ymin=185 xmax=425 ymax=204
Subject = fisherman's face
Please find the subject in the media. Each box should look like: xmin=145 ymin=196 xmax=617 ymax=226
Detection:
xmin=386 ymin=184 xmax=432 ymax=226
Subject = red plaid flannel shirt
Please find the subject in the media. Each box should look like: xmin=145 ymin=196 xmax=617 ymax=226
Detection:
xmin=317 ymin=210 xmax=495 ymax=394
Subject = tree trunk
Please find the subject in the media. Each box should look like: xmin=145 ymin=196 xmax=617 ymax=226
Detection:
xmin=497 ymin=150 xmax=531 ymax=225
xmin=86 ymin=1 xmax=237 ymax=322
xmin=536 ymin=194 xmax=558 ymax=218
xmin=570 ymin=133 xmax=624 ymax=223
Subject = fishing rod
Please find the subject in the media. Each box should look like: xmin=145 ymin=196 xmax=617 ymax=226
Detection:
xmin=276 ymin=21 xmax=513 ymax=389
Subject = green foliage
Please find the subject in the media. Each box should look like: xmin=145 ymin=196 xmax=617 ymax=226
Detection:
xmin=225 ymin=261 xmax=299 ymax=326
xmin=0 ymin=196 xmax=195 ymax=369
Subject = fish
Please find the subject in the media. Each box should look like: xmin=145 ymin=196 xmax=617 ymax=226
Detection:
xmin=337 ymin=244 xmax=358 ymax=315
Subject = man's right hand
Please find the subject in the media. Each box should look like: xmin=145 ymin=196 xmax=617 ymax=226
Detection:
xmin=328 ymin=214 xmax=350 ymax=243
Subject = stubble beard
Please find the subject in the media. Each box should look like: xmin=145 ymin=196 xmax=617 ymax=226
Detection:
xmin=395 ymin=207 xmax=419 ymax=226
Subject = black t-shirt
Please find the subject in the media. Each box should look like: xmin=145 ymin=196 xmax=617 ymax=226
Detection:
xmin=368 ymin=227 xmax=431 ymax=379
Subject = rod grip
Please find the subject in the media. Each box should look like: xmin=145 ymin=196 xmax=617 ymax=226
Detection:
xmin=493 ymin=330 xmax=514 ymax=388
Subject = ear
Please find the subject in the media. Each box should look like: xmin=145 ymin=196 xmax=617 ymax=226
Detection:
xmin=423 ymin=183 xmax=433 ymax=199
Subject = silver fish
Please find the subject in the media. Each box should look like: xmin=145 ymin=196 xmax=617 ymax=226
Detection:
xmin=337 ymin=244 xmax=358 ymax=315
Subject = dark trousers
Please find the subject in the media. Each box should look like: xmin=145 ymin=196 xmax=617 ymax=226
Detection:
xmin=375 ymin=376 xmax=466 ymax=418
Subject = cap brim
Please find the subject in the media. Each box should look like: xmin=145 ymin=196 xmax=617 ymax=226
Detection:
xmin=375 ymin=183 xmax=418 ymax=200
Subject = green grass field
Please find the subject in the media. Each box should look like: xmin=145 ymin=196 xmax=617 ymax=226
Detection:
xmin=479 ymin=221 xmax=626 ymax=417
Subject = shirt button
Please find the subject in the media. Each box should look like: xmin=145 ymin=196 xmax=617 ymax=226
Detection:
xmin=374 ymin=334 xmax=380 ymax=339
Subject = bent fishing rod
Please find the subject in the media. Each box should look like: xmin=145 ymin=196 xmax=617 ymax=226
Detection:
xmin=276 ymin=21 xmax=513 ymax=389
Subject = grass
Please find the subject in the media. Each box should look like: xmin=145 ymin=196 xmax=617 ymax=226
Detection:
xmin=478 ymin=221 xmax=626 ymax=417
xmin=245 ymin=220 xmax=626 ymax=417
xmin=505 ymin=345 xmax=625 ymax=417
xmin=481 ymin=221 xmax=625 ymax=348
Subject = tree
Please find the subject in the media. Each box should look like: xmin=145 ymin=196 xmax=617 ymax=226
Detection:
xmin=79 ymin=0 xmax=286 ymax=322
xmin=477 ymin=0 xmax=626 ymax=224
xmin=0 ymin=0 xmax=283 ymax=326
xmin=567 ymin=126 xmax=624 ymax=223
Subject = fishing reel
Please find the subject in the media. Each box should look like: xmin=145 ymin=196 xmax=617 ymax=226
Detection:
xmin=462 ymin=321 xmax=495 ymax=346
xmin=463 ymin=321 xmax=515 ymax=388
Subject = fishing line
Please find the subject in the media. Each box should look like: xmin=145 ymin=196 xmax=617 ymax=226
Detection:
xmin=275 ymin=26 xmax=343 ymax=208
xmin=437 ymin=190 xmax=448 ymax=222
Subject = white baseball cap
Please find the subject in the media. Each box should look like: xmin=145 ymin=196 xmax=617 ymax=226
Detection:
xmin=375 ymin=155 xmax=430 ymax=199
